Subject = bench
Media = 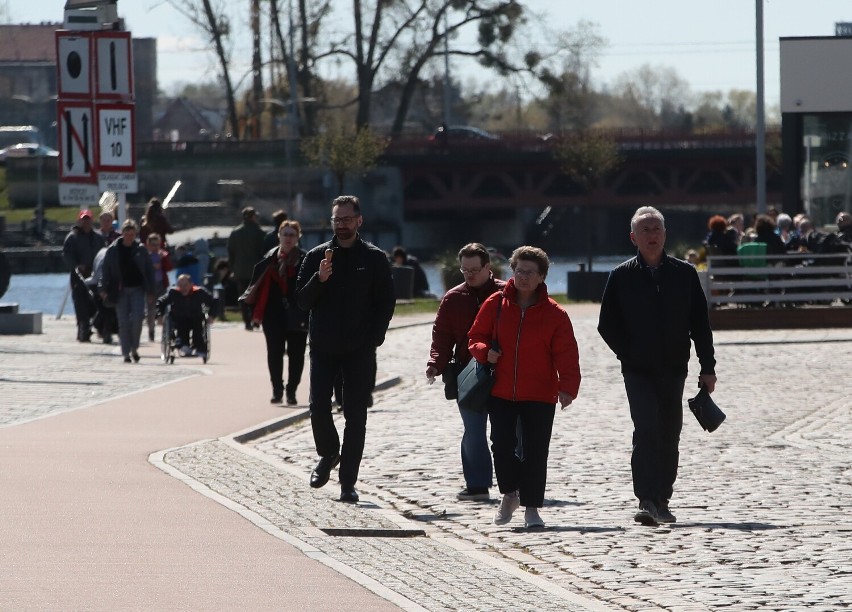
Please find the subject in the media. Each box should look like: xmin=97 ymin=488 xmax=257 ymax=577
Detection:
xmin=704 ymin=251 xmax=852 ymax=329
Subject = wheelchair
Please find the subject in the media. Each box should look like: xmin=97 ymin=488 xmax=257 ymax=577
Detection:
xmin=160 ymin=305 xmax=211 ymax=365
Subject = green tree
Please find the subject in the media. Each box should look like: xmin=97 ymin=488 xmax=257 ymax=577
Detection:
xmin=301 ymin=125 xmax=388 ymax=193
xmin=553 ymin=131 xmax=622 ymax=271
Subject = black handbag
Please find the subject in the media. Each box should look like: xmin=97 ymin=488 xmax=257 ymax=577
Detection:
xmin=456 ymin=295 xmax=503 ymax=413
xmin=442 ymin=361 xmax=460 ymax=400
xmin=688 ymin=386 xmax=726 ymax=433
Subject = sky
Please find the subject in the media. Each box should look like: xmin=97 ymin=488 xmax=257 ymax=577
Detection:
xmin=5 ymin=0 xmax=851 ymax=108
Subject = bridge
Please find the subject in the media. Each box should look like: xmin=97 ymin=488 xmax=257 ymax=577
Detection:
xmin=385 ymin=128 xmax=782 ymax=219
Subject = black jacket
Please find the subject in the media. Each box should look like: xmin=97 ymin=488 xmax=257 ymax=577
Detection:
xmin=296 ymin=235 xmax=395 ymax=354
xmin=247 ymin=246 xmax=309 ymax=330
xmin=63 ymin=226 xmax=105 ymax=275
xmin=156 ymin=285 xmax=217 ymax=321
xmin=98 ymin=240 xmax=157 ymax=301
xmin=598 ymin=252 xmax=715 ymax=377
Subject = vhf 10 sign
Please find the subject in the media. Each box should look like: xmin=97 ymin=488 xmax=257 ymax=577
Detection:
xmin=56 ymin=29 xmax=137 ymax=204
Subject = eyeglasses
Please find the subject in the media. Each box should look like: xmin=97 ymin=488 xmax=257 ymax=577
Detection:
xmin=330 ymin=216 xmax=359 ymax=225
xmin=513 ymin=268 xmax=539 ymax=278
xmin=459 ymin=267 xmax=483 ymax=275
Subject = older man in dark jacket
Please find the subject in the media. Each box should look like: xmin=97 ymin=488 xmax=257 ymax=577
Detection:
xmin=296 ymin=195 xmax=395 ymax=503
xmin=63 ymin=209 xmax=105 ymax=342
xmin=598 ymin=206 xmax=717 ymax=527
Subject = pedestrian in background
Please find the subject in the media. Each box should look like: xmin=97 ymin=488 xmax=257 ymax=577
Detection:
xmin=97 ymin=210 xmax=120 ymax=246
xmin=598 ymin=206 xmax=717 ymax=527
xmin=296 ymin=195 xmax=395 ymax=503
xmin=469 ymin=246 xmax=580 ymax=529
xmin=145 ymin=233 xmax=173 ymax=342
xmin=245 ymin=220 xmax=309 ymax=405
xmin=62 ymin=209 xmax=105 ymax=342
xmin=139 ymin=197 xmax=174 ymax=247
xmin=227 ymin=206 xmax=267 ymax=331
xmin=263 ymin=209 xmax=289 ymax=252
xmin=426 ymin=242 xmax=505 ymax=501
xmin=99 ymin=219 xmax=156 ymax=363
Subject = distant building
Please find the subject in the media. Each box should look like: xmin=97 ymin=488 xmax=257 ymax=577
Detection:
xmin=0 ymin=23 xmax=157 ymax=145
xmin=152 ymin=97 xmax=225 ymax=142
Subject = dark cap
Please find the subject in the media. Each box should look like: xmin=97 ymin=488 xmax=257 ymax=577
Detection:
xmin=242 ymin=206 xmax=257 ymax=220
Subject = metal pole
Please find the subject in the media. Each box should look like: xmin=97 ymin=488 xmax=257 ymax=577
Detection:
xmin=36 ymin=153 xmax=44 ymax=238
xmin=442 ymin=10 xmax=451 ymax=126
xmin=755 ymin=0 xmax=767 ymax=214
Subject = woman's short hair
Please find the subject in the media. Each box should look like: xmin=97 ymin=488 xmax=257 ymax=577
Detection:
xmin=121 ymin=219 xmax=138 ymax=232
xmin=509 ymin=245 xmax=550 ymax=279
xmin=280 ymin=219 xmax=302 ymax=236
xmin=708 ymin=215 xmax=728 ymax=232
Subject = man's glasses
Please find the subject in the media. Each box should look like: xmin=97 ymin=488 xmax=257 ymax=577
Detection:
xmin=460 ymin=267 xmax=484 ymax=275
xmin=330 ymin=216 xmax=359 ymax=225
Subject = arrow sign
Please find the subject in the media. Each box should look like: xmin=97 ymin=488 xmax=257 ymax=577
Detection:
xmin=58 ymin=101 xmax=96 ymax=181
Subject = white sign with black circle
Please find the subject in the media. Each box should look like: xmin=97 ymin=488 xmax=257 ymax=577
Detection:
xmin=56 ymin=31 xmax=92 ymax=98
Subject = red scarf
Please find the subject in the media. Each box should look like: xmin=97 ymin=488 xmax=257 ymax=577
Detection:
xmin=252 ymin=249 xmax=297 ymax=322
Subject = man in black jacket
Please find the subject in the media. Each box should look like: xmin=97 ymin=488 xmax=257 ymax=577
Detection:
xmin=296 ymin=195 xmax=395 ymax=503
xmin=63 ymin=209 xmax=105 ymax=342
xmin=598 ymin=206 xmax=717 ymax=527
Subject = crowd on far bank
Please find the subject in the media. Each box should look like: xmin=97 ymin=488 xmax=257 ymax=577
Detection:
xmin=694 ymin=207 xmax=852 ymax=266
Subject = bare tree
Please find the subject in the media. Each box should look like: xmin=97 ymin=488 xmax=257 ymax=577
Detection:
xmin=168 ymin=0 xmax=240 ymax=139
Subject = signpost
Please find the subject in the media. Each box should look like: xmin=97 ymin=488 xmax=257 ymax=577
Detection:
xmin=56 ymin=5 xmax=136 ymax=216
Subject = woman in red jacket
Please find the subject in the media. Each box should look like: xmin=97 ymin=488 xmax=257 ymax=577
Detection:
xmin=468 ymin=246 xmax=581 ymax=529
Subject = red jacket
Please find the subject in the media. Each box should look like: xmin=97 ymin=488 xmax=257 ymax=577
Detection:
xmin=428 ymin=276 xmax=506 ymax=374
xmin=469 ymin=278 xmax=580 ymax=404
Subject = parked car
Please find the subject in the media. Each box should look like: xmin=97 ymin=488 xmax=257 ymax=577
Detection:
xmin=0 ymin=143 xmax=59 ymax=164
xmin=429 ymin=125 xmax=501 ymax=146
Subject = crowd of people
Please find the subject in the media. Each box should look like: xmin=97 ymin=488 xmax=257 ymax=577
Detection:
xmin=701 ymin=208 xmax=852 ymax=263
xmin=64 ymin=197 xmax=852 ymax=529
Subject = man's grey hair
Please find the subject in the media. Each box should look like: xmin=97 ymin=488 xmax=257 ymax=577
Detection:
xmin=630 ymin=206 xmax=665 ymax=232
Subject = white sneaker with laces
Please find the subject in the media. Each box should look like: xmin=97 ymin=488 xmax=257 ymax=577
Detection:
xmin=524 ymin=507 xmax=545 ymax=528
xmin=494 ymin=490 xmax=520 ymax=525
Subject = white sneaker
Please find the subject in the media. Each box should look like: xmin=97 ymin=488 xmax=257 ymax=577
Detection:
xmin=494 ymin=491 xmax=520 ymax=525
xmin=524 ymin=507 xmax=545 ymax=529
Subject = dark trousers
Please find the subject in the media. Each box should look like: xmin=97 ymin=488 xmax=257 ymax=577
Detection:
xmin=623 ymin=371 xmax=685 ymax=505
xmin=488 ymin=396 xmax=555 ymax=508
xmin=174 ymin=316 xmax=207 ymax=352
xmin=70 ymin=272 xmax=94 ymax=340
xmin=262 ymin=314 xmax=307 ymax=397
xmin=236 ymin=277 xmax=252 ymax=327
xmin=309 ymin=345 xmax=376 ymax=488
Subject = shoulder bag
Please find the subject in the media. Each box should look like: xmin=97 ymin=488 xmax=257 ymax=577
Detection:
xmin=457 ymin=295 xmax=503 ymax=413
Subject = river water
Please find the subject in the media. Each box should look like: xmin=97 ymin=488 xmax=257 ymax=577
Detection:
xmin=3 ymin=258 xmax=624 ymax=315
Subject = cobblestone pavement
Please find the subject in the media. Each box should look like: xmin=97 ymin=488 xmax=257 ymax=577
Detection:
xmin=0 ymin=318 xmax=205 ymax=427
xmin=7 ymin=311 xmax=852 ymax=610
xmin=247 ymin=309 xmax=852 ymax=611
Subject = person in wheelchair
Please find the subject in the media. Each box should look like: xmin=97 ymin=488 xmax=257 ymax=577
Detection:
xmin=156 ymin=273 xmax=217 ymax=359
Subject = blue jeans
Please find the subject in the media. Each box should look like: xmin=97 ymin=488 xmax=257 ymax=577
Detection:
xmin=116 ymin=286 xmax=146 ymax=357
xmin=458 ymin=405 xmax=493 ymax=489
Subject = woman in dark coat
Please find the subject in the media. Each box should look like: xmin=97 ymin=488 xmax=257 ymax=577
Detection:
xmin=139 ymin=197 xmax=174 ymax=247
xmin=243 ymin=220 xmax=309 ymax=405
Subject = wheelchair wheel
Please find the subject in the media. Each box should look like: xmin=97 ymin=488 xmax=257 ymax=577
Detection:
xmin=202 ymin=315 xmax=211 ymax=363
xmin=160 ymin=315 xmax=173 ymax=364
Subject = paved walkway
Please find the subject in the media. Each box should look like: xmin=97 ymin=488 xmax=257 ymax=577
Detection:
xmin=3 ymin=307 xmax=852 ymax=610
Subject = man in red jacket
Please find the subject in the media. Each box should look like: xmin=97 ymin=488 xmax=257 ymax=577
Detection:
xmin=427 ymin=243 xmax=505 ymax=501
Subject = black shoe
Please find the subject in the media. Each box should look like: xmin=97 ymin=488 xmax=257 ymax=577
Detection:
xmin=656 ymin=502 xmax=677 ymax=524
xmin=270 ymin=394 xmax=283 ymax=404
xmin=123 ymin=356 xmax=132 ymax=363
xmin=456 ymin=487 xmax=490 ymax=501
xmin=244 ymin=323 xmax=253 ymax=331
xmin=309 ymin=454 xmax=340 ymax=489
xmin=131 ymin=350 xmax=140 ymax=363
xmin=339 ymin=487 xmax=359 ymax=503
xmin=103 ymin=335 xmax=112 ymax=345
xmin=286 ymin=391 xmax=297 ymax=406
xmin=634 ymin=500 xmax=660 ymax=526
xmin=148 ymin=330 xmax=155 ymax=342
